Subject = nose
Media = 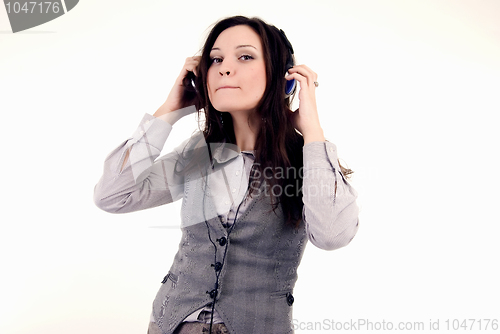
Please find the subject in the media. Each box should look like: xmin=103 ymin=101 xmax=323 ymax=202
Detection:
xmin=219 ymin=70 xmax=231 ymax=76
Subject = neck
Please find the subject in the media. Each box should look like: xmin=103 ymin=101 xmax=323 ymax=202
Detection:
xmin=228 ymin=110 xmax=260 ymax=151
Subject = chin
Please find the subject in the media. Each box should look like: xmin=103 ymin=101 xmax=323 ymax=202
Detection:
xmin=212 ymin=101 xmax=253 ymax=113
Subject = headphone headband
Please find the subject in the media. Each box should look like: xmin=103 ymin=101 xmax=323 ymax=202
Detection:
xmin=276 ymin=28 xmax=296 ymax=97
xmin=279 ymin=29 xmax=294 ymax=55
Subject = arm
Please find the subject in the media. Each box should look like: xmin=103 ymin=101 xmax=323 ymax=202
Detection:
xmin=302 ymin=141 xmax=359 ymax=250
xmin=286 ymin=64 xmax=359 ymax=250
xmin=94 ymin=56 xmax=201 ymax=213
xmin=93 ymin=106 xmax=197 ymax=213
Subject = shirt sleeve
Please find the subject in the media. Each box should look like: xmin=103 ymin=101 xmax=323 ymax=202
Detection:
xmin=93 ymin=106 xmax=197 ymax=213
xmin=302 ymin=141 xmax=360 ymax=250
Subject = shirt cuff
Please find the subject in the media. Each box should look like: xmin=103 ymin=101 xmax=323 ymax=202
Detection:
xmin=130 ymin=113 xmax=173 ymax=150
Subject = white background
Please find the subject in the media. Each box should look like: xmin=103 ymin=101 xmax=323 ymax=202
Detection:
xmin=1 ymin=0 xmax=499 ymax=333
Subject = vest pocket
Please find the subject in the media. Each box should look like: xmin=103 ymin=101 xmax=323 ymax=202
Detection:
xmin=270 ymin=291 xmax=294 ymax=306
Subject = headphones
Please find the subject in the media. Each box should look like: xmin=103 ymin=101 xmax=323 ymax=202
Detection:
xmin=278 ymin=29 xmax=297 ymax=98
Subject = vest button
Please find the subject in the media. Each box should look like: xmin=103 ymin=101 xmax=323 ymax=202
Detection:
xmin=212 ymin=262 xmax=223 ymax=272
xmin=207 ymin=289 xmax=218 ymax=299
xmin=286 ymin=292 xmax=294 ymax=306
xmin=218 ymin=237 xmax=227 ymax=246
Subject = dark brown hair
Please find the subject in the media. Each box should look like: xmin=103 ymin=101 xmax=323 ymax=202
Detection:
xmin=183 ymin=16 xmax=352 ymax=227
xmin=192 ymin=16 xmax=304 ymax=227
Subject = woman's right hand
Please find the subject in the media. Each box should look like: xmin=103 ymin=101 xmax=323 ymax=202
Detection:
xmin=154 ymin=56 xmax=201 ymax=117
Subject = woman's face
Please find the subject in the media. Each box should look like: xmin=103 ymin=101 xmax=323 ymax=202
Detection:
xmin=207 ymin=25 xmax=266 ymax=114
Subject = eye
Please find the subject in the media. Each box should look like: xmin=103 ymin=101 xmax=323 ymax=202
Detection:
xmin=239 ymin=54 xmax=254 ymax=61
xmin=211 ymin=57 xmax=223 ymax=64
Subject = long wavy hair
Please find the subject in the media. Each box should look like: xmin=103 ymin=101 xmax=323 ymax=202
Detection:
xmin=186 ymin=16 xmax=304 ymax=227
xmin=182 ymin=16 xmax=351 ymax=227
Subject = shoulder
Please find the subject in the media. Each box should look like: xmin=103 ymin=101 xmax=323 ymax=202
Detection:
xmin=172 ymin=130 xmax=213 ymax=171
xmin=172 ymin=130 xmax=206 ymax=156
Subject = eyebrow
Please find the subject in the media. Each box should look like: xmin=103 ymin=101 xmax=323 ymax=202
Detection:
xmin=211 ymin=45 xmax=257 ymax=51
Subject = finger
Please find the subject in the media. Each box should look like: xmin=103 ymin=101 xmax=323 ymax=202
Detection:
xmin=287 ymin=69 xmax=317 ymax=87
xmin=185 ymin=63 xmax=199 ymax=75
xmin=288 ymin=64 xmax=317 ymax=77
xmin=287 ymin=65 xmax=318 ymax=86
xmin=286 ymin=72 xmax=315 ymax=91
xmin=184 ymin=56 xmax=201 ymax=74
xmin=185 ymin=56 xmax=201 ymax=64
xmin=188 ymin=56 xmax=201 ymax=65
xmin=189 ymin=56 xmax=201 ymax=76
xmin=188 ymin=64 xmax=198 ymax=77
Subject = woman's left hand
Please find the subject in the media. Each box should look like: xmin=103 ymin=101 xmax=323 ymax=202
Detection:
xmin=286 ymin=64 xmax=325 ymax=143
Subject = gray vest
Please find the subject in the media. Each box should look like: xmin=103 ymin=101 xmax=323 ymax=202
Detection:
xmin=151 ymin=182 xmax=308 ymax=334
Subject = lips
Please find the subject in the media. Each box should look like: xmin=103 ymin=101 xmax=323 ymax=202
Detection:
xmin=216 ymin=86 xmax=239 ymax=91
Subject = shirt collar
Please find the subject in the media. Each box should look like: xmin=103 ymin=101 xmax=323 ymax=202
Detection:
xmin=210 ymin=141 xmax=255 ymax=164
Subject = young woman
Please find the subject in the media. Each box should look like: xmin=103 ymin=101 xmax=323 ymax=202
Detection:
xmin=94 ymin=15 xmax=359 ymax=334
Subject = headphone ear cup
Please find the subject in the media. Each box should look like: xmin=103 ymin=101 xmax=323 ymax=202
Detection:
xmin=285 ymin=77 xmax=296 ymax=97
xmin=278 ymin=28 xmax=296 ymax=98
